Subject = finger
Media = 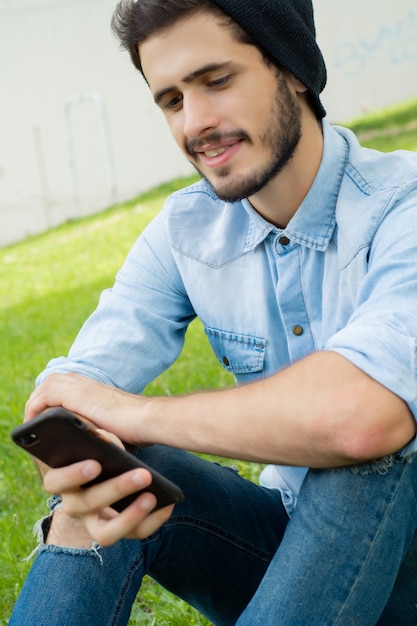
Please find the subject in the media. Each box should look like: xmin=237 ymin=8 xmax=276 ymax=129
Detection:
xmin=43 ymin=460 xmax=102 ymax=494
xmin=24 ymin=388 xmax=50 ymax=421
xmin=83 ymin=499 xmax=174 ymax=547
xmin=62 ymin=468 xmax=153 ymax=518
xmin=25 ymin=375 xmax=67 ymax=421
xmin=24 ymin=373 xmax=88 ymax=421
xmin=95 ymin=428 xmax=125 ymax=449
xmin=130 ymin=503 xmax=175 ymax=540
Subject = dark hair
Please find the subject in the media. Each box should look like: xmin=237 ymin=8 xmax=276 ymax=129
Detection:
xmin=110 ymin=0 xmax=326 ymax=117
xmin=111 ymin=0 xmax=255 ymax=75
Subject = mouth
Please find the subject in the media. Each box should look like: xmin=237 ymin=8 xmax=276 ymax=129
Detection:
xmin=203 ymin=146 xmax=230 ymax=158
xmin=187 ymin=131 xmax=248 ymax=168
xmin=192 ymin=139 xmax=244 ymax=169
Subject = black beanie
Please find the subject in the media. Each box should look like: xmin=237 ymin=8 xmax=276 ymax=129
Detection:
xmin=210 ymin=0 xmax=327 ymax=118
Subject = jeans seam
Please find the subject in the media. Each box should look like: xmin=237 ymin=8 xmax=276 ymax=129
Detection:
xmin=333 ymin=457 xmax=415 ymax=624
xmin=111 ymin=551 xmax=145 ymax=626
xmin=159 ymin=515 xmax=274 ymax=563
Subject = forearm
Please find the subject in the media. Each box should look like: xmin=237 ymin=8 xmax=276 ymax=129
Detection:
xmin=137 ymin=351 xmax=416 ymax=467
xmin=25 ymin=352 xmax=416 ymax=469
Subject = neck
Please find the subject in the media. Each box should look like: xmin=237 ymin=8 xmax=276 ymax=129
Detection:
xmin=249 ymin=113 xmax=324 ymax=228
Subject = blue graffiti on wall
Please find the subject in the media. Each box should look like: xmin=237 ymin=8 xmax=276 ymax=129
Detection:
xmin=333 ymin=10 xmax=417 ymax=78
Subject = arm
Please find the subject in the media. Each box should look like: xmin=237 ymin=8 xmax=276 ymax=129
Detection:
xmin=27 ymin=349 xmax=414 ymax=547
xmin=26 ymin=350 xmax=416 ymax=469
xmin=137 ymin=350 xmax=416 ymax=466
xmin=36 ymin=209 xmax=195 ymax=393
xmin=22 ymin=212 xmax=194 ymax=546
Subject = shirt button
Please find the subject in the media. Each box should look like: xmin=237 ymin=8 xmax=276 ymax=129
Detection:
xmin=279 ymin=236 xmax=290 ymax=246
xmin=222 ymin=356 xmax=230 ymax=367
xmin=292 ymin=325 xmax=304 ymax=336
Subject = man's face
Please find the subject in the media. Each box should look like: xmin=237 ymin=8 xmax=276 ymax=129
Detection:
xmin=140 ymin=11 xmax=302 ymax=203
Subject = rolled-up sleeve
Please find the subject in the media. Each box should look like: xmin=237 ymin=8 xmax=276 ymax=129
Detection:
xmin=326 ymin=182 xmax=417 ymax=453
xmin=38 ymin=208 xmax=196 ymax=393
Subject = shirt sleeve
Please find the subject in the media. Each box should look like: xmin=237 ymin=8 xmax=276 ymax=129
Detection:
xmin=325 ymin=181 xmax=417 ymax=452
xmin=37 ymin=207 xmax=196 ymax=393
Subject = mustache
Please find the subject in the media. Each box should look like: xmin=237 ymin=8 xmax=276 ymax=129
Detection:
xmin=186 ymin=130 xmax=250 ymax=158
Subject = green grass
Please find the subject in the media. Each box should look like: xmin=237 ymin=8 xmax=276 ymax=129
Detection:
xmin=345 ymin=97 xmax=417 ymax=134
xmin=0 ymin=173 xmax=240 ymax=626
xmin=1 ymin=98 xmax=417 ymax=624
xmin=344 ymin=97 xmax=417 ymax=152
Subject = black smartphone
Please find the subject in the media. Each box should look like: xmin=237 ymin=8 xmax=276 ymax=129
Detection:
xmin=11 ymin=407 xmax=184 ymax=512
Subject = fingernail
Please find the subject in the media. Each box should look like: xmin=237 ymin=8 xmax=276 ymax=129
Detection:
xmin=140 ymin=494 xmax=155 ymax=512
xmin=82 ymin=461 xmax=99 ymax=479
xmin=131 ymin=471 xmax=146 ymax=487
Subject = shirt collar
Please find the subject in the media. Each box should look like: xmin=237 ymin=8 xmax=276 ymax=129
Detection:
xmin=241 ymin=121 xmax=349 ymax=252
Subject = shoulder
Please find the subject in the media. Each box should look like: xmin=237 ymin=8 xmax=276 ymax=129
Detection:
xmin=326 ymin=124 xmax=417 ymax=263
xmin=334 ymin=124 xmax=417 ymax=194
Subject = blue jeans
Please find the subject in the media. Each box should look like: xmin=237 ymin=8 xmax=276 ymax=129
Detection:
xmin=10 ymin=446 xmax=417 ymax=625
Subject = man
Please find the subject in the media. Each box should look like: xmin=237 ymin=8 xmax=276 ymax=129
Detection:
xmin=10 ymin=0 xmax=417 ymax=624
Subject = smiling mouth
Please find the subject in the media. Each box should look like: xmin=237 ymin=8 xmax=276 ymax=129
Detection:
xmin=203 ymin=146 xmax=230 ymax=158
xmin=187 ymin=131 xmax=249 ymax=161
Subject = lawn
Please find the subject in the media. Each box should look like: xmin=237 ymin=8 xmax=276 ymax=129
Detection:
xmin=1 ymin=97 xmax=417 ymax=625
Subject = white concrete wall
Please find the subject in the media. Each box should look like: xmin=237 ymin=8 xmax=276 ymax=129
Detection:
xmin=315 ymin=0 xmax=417 ymax=121
xmin=0 ymin=0 xmax=192 ymax=247
xmin=1 ymin=0 xmax=416 ymax=247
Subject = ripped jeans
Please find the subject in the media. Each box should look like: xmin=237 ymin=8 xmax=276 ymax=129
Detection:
xmin=10 ymin=446 xmax=417 ymax=626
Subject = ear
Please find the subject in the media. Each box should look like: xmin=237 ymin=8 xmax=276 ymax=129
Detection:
xmin=290 ymin=75 xmax=308 ymax=94
xmin=280 ymin=69 xmax=308 ymax=97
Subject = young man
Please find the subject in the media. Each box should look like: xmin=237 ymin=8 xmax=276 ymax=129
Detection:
xmin=10 ymin=1 xmax=417 ymax=624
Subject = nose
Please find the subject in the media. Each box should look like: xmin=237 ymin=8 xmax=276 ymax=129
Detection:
xmin=182 ymin=91 xmax=219 ymax=139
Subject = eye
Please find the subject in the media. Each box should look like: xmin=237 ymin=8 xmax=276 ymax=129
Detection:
xmin=161 ymin=93 xmax=183 ymax=111
xmin=207 ymin=74 xmax=232 ymax=88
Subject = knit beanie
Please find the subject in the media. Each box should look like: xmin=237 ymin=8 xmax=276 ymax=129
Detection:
xmin=210 ymin=0 xmax=327 ymax=118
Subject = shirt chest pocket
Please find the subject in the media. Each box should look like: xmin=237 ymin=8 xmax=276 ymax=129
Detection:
xmin=204 ymin=326 xmax=266 ymax=382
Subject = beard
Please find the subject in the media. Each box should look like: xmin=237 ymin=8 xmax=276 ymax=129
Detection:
xmin=186 ymin=72 xmax=302 ymax=203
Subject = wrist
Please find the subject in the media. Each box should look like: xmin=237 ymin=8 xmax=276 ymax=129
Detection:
xmin=128 ymin=394 xmax=167 ymax=448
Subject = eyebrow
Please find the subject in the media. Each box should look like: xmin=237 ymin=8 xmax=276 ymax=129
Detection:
xmin=153 ymin=62 xmax=233 ymax=105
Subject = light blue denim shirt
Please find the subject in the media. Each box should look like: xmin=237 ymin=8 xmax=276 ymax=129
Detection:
xmin=40 ymin=121 xmax=417 ymax=514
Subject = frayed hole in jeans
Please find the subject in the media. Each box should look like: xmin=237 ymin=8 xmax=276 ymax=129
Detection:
xmin=349 ymin=453 xmax=410 ymax=476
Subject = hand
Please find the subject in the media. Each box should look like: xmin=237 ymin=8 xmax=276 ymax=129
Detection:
xmin=43 ymin=457 xmax=174 ymax=546
xmin=25 ymin=372 xmax=151 ymax=446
